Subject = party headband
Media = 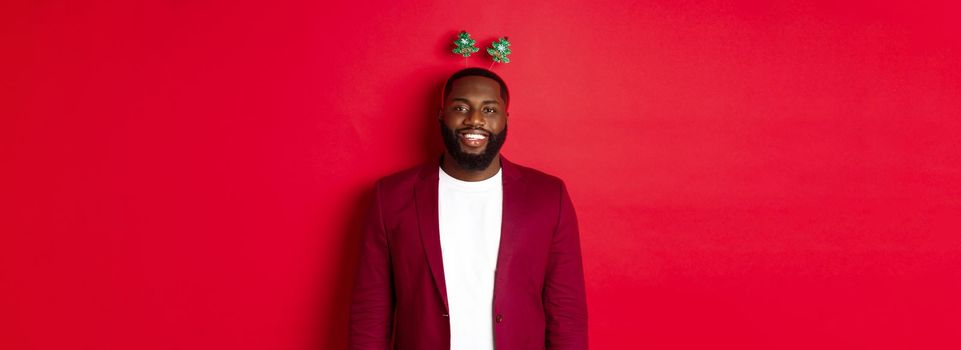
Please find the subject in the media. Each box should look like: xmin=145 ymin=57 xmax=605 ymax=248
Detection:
xmin=451 ymin=31 xmax=512 ymax=69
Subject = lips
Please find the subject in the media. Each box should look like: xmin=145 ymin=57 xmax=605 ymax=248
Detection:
xmin=458 ymin=129 xmax=489 ymax=148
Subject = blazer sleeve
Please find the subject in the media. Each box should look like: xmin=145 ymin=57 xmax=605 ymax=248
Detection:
xmin=348 ymin=180 xmax=395 ymax=349
xmin=544 ymin=181 xmax=589 ymax=349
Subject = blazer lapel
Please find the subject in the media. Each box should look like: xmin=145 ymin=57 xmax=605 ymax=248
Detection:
xmin=414 ymin=160 xmax=449 ymax=312
xmin=494 ymin=156 xmax=525 ymax=300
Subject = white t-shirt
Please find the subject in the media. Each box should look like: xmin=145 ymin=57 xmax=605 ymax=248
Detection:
xmin=438 ymin=166 xmax=503 ymax=350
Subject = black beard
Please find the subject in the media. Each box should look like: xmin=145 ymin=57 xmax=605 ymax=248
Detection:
xmin=440 ymin=122 xmax=508 ymax=172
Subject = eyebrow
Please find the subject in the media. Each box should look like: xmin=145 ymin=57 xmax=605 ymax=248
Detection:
xmin=450 ymin=97 xmax=501 ymax=105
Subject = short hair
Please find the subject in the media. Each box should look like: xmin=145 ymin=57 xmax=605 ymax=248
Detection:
xmin=442 ymin=67 xmax=510 ymax=108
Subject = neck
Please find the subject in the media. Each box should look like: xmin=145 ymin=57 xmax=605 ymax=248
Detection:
xmin=440 ymin=152 xmax=501 ymax=182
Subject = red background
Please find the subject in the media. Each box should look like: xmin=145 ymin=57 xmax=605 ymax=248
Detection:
xmin=2 ymin=1 xmax=960 ymax=349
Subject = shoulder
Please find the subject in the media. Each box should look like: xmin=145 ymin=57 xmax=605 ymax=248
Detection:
xmin=503 ymin=158 xmax=570 ymax=199
xmin=377 ymin=163 xmax=425 ymax=187
xmin=369 ymin=160 xmax=435 ymax=201
xmin=505 ymin=159 xmax=565 ymax=186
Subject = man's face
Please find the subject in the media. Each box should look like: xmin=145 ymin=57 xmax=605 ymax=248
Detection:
xmin=440 ymin=75 xmax=508 ymax=171
xmin=440 ymin=76 xmax=507 ymax=171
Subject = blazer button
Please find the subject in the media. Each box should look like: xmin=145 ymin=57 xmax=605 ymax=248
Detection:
xmin=495 ymin=314 xmax=503 ymax=323
xmin=442 ymin=313 xmax=449 ymax=317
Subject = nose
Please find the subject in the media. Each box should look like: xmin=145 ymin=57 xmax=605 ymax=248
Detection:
xmin=464 ymin=109 xmax=485 ymax=127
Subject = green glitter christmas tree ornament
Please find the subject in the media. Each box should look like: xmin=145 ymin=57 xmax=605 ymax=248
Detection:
xmin=487 ymin=37 xmax=511 ymax=64
xmin=452 ymin=31 xmax=479 ymax=58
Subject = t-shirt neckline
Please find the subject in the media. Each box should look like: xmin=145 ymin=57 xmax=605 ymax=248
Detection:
xmin=439 ymin=166 xmax=502 ymax=190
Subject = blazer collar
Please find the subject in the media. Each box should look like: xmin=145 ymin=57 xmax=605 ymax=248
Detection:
xmin=413 ymin=154 xmax=524 ymax=312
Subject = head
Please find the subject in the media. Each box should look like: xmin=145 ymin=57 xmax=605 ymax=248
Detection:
xmin=439 ymin=68 xmax=510 ymax=171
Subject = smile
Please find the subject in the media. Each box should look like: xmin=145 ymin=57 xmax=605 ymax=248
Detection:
xmin=458 ymin=130 xmax=489 ymax=147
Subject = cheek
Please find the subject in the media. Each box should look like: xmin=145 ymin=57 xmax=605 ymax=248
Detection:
xmin=439 ymin=118 xmax=458 ymax=131
xmin=442 ymin=114 xmax=465 ymax=126
xmin=492 ymin=116 xmax=507 ymax=130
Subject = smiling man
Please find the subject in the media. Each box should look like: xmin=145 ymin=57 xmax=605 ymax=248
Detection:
xmin=349 ymin=68 xmax=588 ymax=350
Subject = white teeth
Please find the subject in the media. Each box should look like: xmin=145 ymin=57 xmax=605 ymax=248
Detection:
xmin=463 ymin=133 xmax=487 ymax=140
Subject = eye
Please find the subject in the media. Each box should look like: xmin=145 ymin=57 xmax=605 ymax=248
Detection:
xmin=483 ymin=107 xmax=496 ymax=113
xmin=453 ymin=106 xmax=469 ymax=112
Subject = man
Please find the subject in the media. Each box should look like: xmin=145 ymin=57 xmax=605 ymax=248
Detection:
xmin=349 ymin=68 xmax=588 ymax=349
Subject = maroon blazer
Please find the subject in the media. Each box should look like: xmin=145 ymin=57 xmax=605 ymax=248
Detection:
xmin=349 ymin=156 xmax=588 ymax=349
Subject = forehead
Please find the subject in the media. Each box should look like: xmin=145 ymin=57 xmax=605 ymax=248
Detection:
xmin=446 ymin=76 xmax=503 ymax=104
